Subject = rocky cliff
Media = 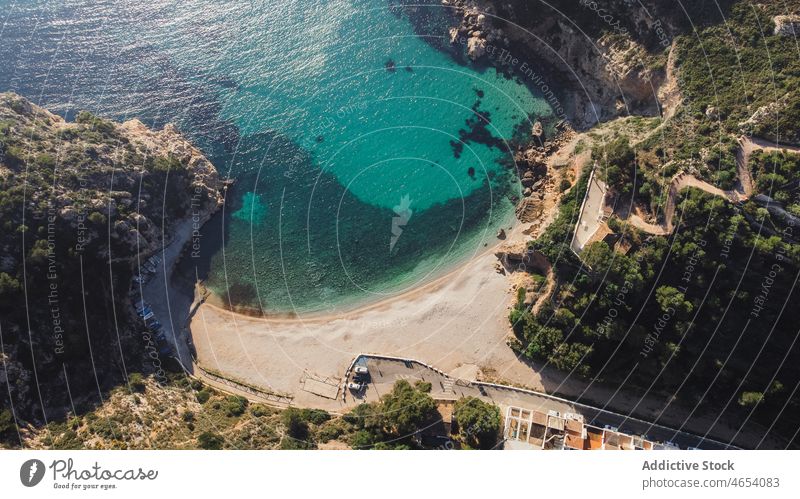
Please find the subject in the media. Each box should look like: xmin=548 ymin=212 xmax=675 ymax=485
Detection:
xmin=440 ymin=0 xmax=733 ymax=129
xmin=0 ymin=93 xmax=224 ymax=437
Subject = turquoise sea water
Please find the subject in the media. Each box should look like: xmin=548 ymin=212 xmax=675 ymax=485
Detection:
xmin=0 ymin=0 xmax=552 ymax=314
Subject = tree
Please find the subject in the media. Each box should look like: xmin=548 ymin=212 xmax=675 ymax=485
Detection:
xmin=453 ymin=397 xmax=501 ymax=449
xmin=299 ymin=408 xmax=331 ymax=425
xmin=656 ymin=286 xmax=693 ymax=318
xmin=223 ymin=395 xmax=248 ymax=417
xmin=196 ymin=390 xmax=212 ymax=404
xmin=738 ymin=391 xmax=764 ymax=407
xmin=595 ymin=136 xmax=636 ymax=194
xmin=281 ymin=407 xmax=309 ymax=441
xmin=0 ymin=272 xmax=20 ymax=301
xmin=343 ymin=381 xmax=437 ymax=448
xmin=343 ymin=402 xmax=382 ymax=432
xmin=0 ymin=409 xmax=16 ymax=437
xmin=349 ymin=430 xmax=377 ymax=450
xmin=378 ymin=380 xmax=437 ymax=437
xmin=197 ymin=431 xmax=224 ymax=450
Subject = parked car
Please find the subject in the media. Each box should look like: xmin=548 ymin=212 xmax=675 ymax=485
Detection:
xmin=353 ymin=365 xmax=370 ymax=383
xmin=348 ymin=382 xmax=363 ymax=391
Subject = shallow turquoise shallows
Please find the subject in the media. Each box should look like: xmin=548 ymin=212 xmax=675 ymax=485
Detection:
xmin=0 ymin=0 xmax=552 ymax=314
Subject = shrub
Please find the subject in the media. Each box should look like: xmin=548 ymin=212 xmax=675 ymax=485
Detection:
xmin=197 ymin=431 xmax=224 ymax=450
xmin=738 ymin=391 xmax=764 ymax=407
xmin=0 ymin=409 xmax=16 ymax=438
xmin=281 ymin=408 xmax=309 ymax=441
xmin=88 ymin=211 xmax=106 ymax=225
xmin=196 ymin=390 xmax=212 ymax=404
xmin=349 ymin=430 xmax=376 ymax=450
xmin=316 ymin=419 xmax=348 ymax=443
xmin=299 ymin=408 xmax=331 ymax=425
xmin=250 ymin=404 xmax=272 ymax=418
xmin=223 ymin=396 xmax=248 ymax=417
xmin=0 ymin=272 xmax=21 ymax=300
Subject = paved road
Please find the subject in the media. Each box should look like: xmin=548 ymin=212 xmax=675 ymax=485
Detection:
xmin=139 ymin=220 xmax=198 ymax=368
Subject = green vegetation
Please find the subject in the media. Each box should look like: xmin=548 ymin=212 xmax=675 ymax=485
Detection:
xmin=675 ymin=1 xmax=800 ymax=145
xmin=343 ymin=380 xmax=438 ymax=449
xmin=0 ymin=409 xmax=16 ymax=440
xmin=280 ymin=408 xmax=312 ymax=449
xmin=595 ymin=137 xmax=636 ymax=195
xmin=13 ymin=376 xmax=501 ymax=451
xmin=750 ymin=149 xmax=800 ymax=207
xmin=198 ymin=432 xmax=224 ymax=450
xmin=128 ymin=373 xmax=146 ymax=393
xmin=515 ymin=184 xmax=800 ymax=442
xmin=223 ymin=396 xmax=248 ymax=417
xmin=196 ymin=390 xmax=212 ymax=404
xmin=4 ymin=376 xmax=339 ymax=450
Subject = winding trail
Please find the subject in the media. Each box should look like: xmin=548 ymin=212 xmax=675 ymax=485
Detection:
xmin=619 ymin=136 xmax=800 ymax=236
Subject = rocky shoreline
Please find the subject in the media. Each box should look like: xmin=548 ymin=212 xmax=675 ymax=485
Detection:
xmin=443 ymin=0 xmax=672 ymax=129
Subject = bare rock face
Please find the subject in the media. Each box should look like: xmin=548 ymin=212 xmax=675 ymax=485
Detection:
xmin=774 ymin=15 xmax=800 ymax=37
xmin=737 ymin=92 xmax=797 ymax=144
xmin=515 ymin=197 xmax=540 ymax=222
xmin=455 ymin=0 xmax=669 ymax=129
xmin=495 ymin=242 xmax=550 ymax=274
xmin=449 ymin=26 xmax=460 ymax=44
xmin=467 ymin=35 xmax=487 ymax=59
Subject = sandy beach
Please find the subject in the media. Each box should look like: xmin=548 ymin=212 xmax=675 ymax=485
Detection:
xmin=189 ymin=224 xmax=535 ymax=410
xmin=186 ymin=129 xmax=584 ymax=410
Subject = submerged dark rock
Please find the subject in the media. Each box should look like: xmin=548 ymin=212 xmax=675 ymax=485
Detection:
xmin=450 ymin=139 xmax=464 ymax=159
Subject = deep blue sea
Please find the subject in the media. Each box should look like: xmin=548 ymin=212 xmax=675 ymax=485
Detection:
xmin=0 ymin=0 xmax=552 ymax=315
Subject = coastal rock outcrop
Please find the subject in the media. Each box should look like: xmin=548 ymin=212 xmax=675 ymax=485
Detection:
xmin=774 ymin=15 xmax=800 ymax=37
xmin=467 ymin=35 xmax=487 ymax=60
xmin=495 ymin=242 xmax=550 ymax=274
xmin=447 ymin=0 xmax=672 ymax=129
